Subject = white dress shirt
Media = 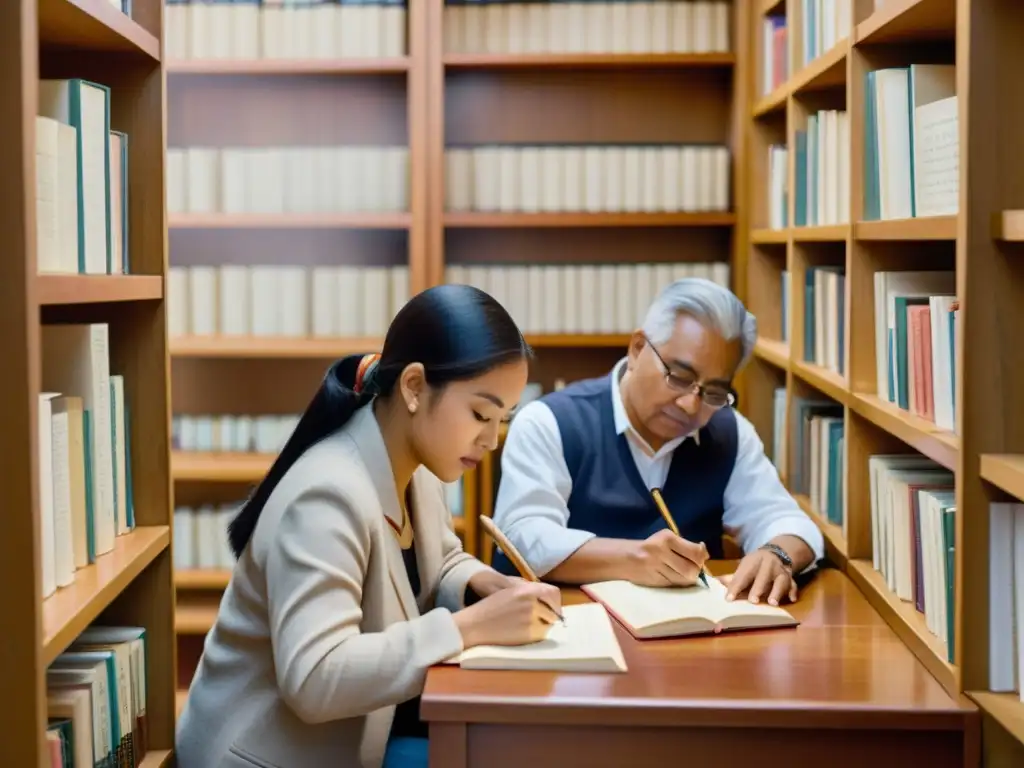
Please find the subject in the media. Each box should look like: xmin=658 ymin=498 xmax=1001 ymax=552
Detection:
xmin=493 ymin=359 xmax=825 ymax=577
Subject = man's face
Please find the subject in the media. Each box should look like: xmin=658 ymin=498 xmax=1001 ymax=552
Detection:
xmin=624 ymin=313 xmax=741 ymax=446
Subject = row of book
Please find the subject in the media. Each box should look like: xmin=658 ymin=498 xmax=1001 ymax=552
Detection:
xmin=869 ymin=454 xmax=955 ymax=662
xmin=873 ymin=270 xmax=957 ymax=432
xmin=866 ymin=64 xmax=958 ymax=221
xmin=787 ymin=394 xmax=846 ymax=531
xmin=165 ymin=0 xmax=408 ymax=61
xmin=36 ymin=79 xmax=130 ymax=275
xmin=759 ymin=14 xmax=786 ymax=97
xmin=47 ymin=625 xmax=150 ymax=767
xmin=168 ymin=264 xmax=410 ymax=339
xmin=39 ymin=324 xmax=135 ymax=601
xmin=168 ymin=146 xmax=410 ymax=216
xmin=173 ymin=413 xmax=301 ymax=454
xmin=445 ymin=144 xmax=731 ymax=214
xmin=445 ymin=261 xmax=731 ymax=335
xmin=989 ymin=501 xmax=1024 ymax=701
xmin=804 ymin=265 xmax=845 ymax=375
xmin=173 ymin=479 xmax=466 ymax=571
xmin=796 ymin=0 xmax=853 ymax=70
xmin=794 ymin=108 xmax=850 ymax=228
xmin=442 ymin=0 xmax=730 ymax=55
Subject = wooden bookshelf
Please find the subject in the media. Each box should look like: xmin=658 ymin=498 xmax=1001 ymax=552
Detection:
xmin=1 ymin=0 xmax=174 ymax=763
xmin=741 ymin=0 xmax=1024 ymax=762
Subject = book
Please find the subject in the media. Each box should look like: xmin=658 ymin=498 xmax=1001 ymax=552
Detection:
xmin=446 ymin=602 xmax=627 ymax=673
xmin=581 ymin=576 xmax=799 ymax=640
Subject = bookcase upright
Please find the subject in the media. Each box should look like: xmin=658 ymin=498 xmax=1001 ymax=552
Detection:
xmin=0 ymin=0 xmax=174 ymax=764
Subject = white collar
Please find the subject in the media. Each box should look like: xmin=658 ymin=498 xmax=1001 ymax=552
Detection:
xmin=609 ymin=357 xmax=699 ymax=460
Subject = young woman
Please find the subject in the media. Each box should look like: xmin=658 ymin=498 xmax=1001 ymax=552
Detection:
xmin=175 ymin=284 xmax=562 ymax=768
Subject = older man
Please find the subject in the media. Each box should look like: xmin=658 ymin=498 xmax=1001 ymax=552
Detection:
xmin=492 ymin=278 xmax=823 ymax=606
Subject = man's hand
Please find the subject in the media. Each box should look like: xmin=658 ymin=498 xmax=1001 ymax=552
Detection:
xmin=467 ymin=569 xmax=518 ymax=598
xmin=721 ymin=548 xmax=797 ymax=606
xmin=628 ymin=529 xmax=708 ymax=587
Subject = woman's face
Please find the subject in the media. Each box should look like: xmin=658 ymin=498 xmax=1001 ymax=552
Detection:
xmin=411 ymin=359 xmax=530 ymax=483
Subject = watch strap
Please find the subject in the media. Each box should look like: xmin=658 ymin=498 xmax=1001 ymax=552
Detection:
xmin=759 ymin=542 xmax=793 ymax=569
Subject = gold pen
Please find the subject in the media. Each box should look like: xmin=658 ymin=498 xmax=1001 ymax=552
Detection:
xmin=651 ymin=488 xmax=710 ymax=588
xmin=479 ymin=516 xmax=566 ymax=624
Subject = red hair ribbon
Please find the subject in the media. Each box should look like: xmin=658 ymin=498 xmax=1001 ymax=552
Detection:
xmin=354 ymin=353 xmax=382 ymax=395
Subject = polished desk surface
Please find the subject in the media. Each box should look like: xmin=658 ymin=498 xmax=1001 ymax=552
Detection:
xmin=423 ymin=565 xmax=973 ymax=731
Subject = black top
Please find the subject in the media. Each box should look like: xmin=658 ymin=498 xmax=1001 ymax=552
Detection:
xmin=389 ymin=543 xmax=428 ymax=740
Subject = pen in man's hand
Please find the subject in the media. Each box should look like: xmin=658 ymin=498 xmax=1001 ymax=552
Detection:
xmin=651 ymin=488 xmax=710 ymax=588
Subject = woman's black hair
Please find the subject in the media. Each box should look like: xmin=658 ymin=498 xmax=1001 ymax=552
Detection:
xmin=227 ymin=283 xmax=532 ymax=557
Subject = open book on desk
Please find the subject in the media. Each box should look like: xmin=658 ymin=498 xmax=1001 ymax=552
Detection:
xmin=444 ymin=602 xmax=627 ymax=673
xmin=582 ymin=576 xmax=799 ymax=640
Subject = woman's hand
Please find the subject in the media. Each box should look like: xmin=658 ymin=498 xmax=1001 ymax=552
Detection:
xmin=453 ymin=581 xmax=563 ymax=648
xmin=467 ymin=569 xmax=517 ymax=598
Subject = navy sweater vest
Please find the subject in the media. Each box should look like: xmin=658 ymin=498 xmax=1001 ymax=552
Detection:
xmin=493 ymin=373 xmax=738 ymax=576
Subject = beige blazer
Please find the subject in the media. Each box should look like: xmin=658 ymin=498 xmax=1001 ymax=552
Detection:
xmin=175 ymin=403 xmax=491 ymax=768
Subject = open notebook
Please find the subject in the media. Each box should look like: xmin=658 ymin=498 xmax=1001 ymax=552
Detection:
xmin=445 ymin=602 xmax=627 ymax=673
xmin=581 ymin=576 xmax=799 ymax=639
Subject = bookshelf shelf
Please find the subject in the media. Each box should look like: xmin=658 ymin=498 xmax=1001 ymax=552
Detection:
xmin=167 ymin=58 xmax=411 ymax=75
xmin=791 ymin=43 xmax=849 ymax=95
xmin=42 ymin=525 xmax=170 ymax=665
xmin=172 ymin=452 xmax=271 ymax=483
xmin=176 ymin=600 xmax=218 ymax=634
xmin=759 ymin=0 xmax=784 ymax=15
xmin=170 ymin=335 xmax=385 ymax=359
xmin=847 ymin=559 xmax=956 ymax=694
xmin=792 ymin=360 xmax=848 ymax=404
xmin=139 ymin=749 xmax=173 ymax=768
xmin=753 ymin=83 xmax=788 ymax=118
xmin=855 ymin=0 xmax=957 ymax=46
xmin=442 ymin=53 xmax=736 ymax=70
xmin=751 ymin=228 xmax=789 ymax=244
xmin=967 ymin=692 xmax=1024 ymax=745
xmin=753 ymin=337 xmax=790 ymax=369
xmin=37 ymin=274 xmax=163 ymax=305
xmin=442 ymin=212 xmax=736 ymax=229
xmin=524 ymin=334 xmax=631 ymax=348
xmin=854 ymin=216 xmax=957 ymax=241
xmin=168 ymin=212 xmax=412 ymax=230
xmin=39 ymin=0 xmax=161 ymax=58
xmin=175 ymin=569 xmax=232 ymax=590
xmin=980 ymin=454 xmax=1024 ymax=501
xmin=792 ymin=224 xmax=850 ymax=242
xmin=849 ymin=394 xmax=959 ymax=471
xmin=991 ymin=210 xmax=1024 ymax=241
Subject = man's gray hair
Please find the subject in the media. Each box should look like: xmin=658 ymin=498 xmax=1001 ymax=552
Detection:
xmin=641 ymin=277 xmax=757 ymax=370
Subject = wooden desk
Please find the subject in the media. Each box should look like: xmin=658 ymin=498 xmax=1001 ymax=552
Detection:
xmin=423 ymin=566 xmax=979 ymax=768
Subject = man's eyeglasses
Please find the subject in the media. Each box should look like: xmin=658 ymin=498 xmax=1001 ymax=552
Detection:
xmin=643 ymin=335 xmax=737 ymax=409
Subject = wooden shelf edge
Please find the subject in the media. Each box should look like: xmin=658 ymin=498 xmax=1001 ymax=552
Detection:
xmin=139 ymin=749 xmax=173 ymax=767
xmin=176 ymin=604 xmax=218 ymax=634
xmin=790 ymin=40 xmax=849 ymax=94
xmin=847 ymin=559 xmax=958 ymax=697
xmin=750 ymin=227 xmax=789 ymax=244
xmin=759 ymin=0 xmax=785 ymax=15
xmin=172 ymin=452 xmax=272 ymax=483
xmin=443 ymin=52 xmax=736 ymax=68
xmin=854 ymin=215 xmax=958 ymax=241
xmin=980 ymin=454 xmax=1024 ymax=501
xmin=39 ymin=0 xmax=161 ymax=59
xmin=175 ymin=569 xmax=232 ymax=590
xmin=168 ymin=212 xmax=411 ymax=230
xmin=791 ymin=360 xmax=849 ymax=404
xmin=752 ymin=84 xmax=787 ymax=118
xmin=855 ymin=0 xmax=957 ymax=46
xmin=37 ymin=274 xmax=163 ymax=305
xmin=170 ymin=336 xmax=384 ymax=359
xmin=167 ymin=57 xmax=410 ymax=74
xmin=992 ymin=210 xmax=1024 ymax=241
xmin=968 ymin=691 xmax=1024 ymax=745
xmin=791 ymin=224 xmax=850 ymax=242
xmin=849 ymin=393 xmax=959 ymax=471
xmin=525 ymin=334 xmax=631 ymax=348
xmin=443 ymin=212 xmax=736 ymax=228
xmin=42 ymin=526 xmax=170 ymax=666
xmin=753 ymin=337 xmax=791 ymax=369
